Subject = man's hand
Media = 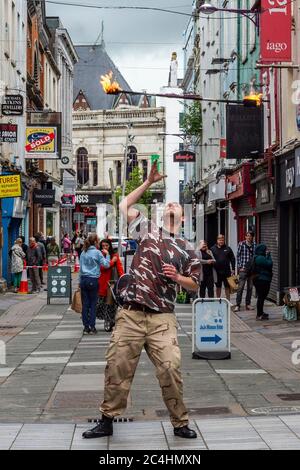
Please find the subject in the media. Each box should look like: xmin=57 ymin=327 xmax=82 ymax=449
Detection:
xmin=147 ymin=162 xmax=167 ymax=186
xmin=163 ymin=264 xmax=180 ymax=282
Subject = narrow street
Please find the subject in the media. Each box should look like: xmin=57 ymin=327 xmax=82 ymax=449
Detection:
xmin=1 ymin=280 xmax=300 ymax=450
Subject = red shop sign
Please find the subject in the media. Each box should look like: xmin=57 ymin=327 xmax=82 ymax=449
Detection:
xmin=260 ymin=0 xmax=292 ymax=63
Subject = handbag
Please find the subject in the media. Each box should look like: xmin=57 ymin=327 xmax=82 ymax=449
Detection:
xmin=227 ymin=275 xmax=239 ymax=293
xmin=71 ymin=288 xmax=82 ymax=313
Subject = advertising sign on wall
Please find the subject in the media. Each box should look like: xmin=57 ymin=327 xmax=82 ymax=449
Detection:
xmin=25 ymin=127 xmax=57 ymax=158
xmin=1 ymin=95 xmax=23 ymax=116
xmin=260 ymin=0 xmax=292 ymax=63
xmin=0 ymin=174 xmax=22 ymax=199
xmin=0 ymin=124 xmax=18 ymax=143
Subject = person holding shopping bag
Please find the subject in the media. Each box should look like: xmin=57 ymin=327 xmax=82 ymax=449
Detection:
xmin=80 ymin=234 xmax=111 ymax=335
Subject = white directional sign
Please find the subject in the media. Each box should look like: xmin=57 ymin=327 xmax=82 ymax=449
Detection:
xmin=192 ymin=298 xmax=231 ymax=360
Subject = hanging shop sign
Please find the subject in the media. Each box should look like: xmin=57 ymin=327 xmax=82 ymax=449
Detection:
xmin=260 ymin=0 xmax=292 ymax=63
xmin=1 ymin=95 xmax=24 ymax=116
xmin=173 ymin=151 xmax=196 ymax=163
xmin=0 ymin=174 xmax=22 ymax=199
xmin=61 ymin=194 xmax=75 ymax=209
xmin=26 ymin=112 xmax=62 ymax=159
xmin=0 ymin=124 xmax=18 ymax=143
xmin=33 ymin=189 xmax=55 ymax=206
xmin=226 ymin=105 xmax=264 ymax=159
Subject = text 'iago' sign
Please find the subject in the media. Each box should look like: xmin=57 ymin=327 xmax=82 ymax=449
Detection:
xmin=25 ymin=127 xmax=58 ymax=159
xmin=260 ymin=0 xmax=291 ymax=63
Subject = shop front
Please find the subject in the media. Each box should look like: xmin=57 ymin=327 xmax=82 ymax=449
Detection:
xmin=74 ymin=193 xmax=111 ymax=235
xmin=251 ymin=162 xmax=279 ymax=302
xmin=226 ymin=163 xmax=256 ymax=243
xmin=278 ymin=147 xmax=300 ymax=297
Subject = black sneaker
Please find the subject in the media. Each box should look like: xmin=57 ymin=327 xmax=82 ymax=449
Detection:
xmin=90 ymin=327 xmax=97 ymax=335
xmin=174 ymin=425 xmax=197 ymax=439
xmin=82 ymin=417 xmax=113 ymax=439
xmin=83 ymin=327 xmax=90 ymax=335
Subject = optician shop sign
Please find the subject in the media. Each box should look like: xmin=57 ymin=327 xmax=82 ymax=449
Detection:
xmin=260 ymin=0 xmax=292 ymax=63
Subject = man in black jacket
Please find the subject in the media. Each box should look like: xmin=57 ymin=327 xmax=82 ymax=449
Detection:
xmin=211 ymin=234 xmax=236 ymax=301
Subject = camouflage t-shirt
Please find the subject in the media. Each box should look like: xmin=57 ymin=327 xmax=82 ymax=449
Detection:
xmin=123 ymin=213 xmax=201 ymax=313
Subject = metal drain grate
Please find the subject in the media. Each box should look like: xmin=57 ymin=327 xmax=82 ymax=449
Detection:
xmin=277 ymin=394 xmax=300 ymax=401
xmin=88 ymin=417 xmax=134 ymax=423
xmin=156 ymin=406 xmax=230 ymax=417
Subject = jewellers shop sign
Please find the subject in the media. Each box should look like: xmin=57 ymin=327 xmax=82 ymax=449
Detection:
xmin=0 ymin=124 xmax=18 ymax=143
xmin=260 ymin=0 xmax=292 ymax=63
xmin=1 ymin=95 xmax=23 ymax=116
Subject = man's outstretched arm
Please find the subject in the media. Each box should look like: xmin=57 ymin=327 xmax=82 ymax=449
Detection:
xmin=119 ymin=162 xmax=166 ymax=224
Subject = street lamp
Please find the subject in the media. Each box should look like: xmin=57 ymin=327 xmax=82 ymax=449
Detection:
xmin=199 ymin=2 xmax=260 ymax=26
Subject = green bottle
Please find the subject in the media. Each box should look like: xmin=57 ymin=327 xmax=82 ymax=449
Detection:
xmin=151 ymin=154 xmax=161 ymax=172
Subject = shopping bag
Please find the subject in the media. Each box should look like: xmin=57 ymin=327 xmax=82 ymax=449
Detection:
xmin=71 ymin=288 xmax=82 ymax=313
xmin=227 ymin=275 xmax=239 ymax=293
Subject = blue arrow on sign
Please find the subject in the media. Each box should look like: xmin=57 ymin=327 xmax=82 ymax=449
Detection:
xmin=201 ymin=335 xmax=222 ymax=344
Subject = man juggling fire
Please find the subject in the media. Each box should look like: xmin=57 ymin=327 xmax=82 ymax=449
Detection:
xmin=83 ymin=162 xmax=201 ymax=440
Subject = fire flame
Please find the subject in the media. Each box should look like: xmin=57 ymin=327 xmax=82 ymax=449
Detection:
xmin=100 ymin=71 xmax=122 ymax=94
xmin=243 ymin=93 xmax=263 ymax=106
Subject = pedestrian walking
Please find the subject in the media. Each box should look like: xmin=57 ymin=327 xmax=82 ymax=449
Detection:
xmin=197 ymin=240 xmax=217 ymax=298
xmin=82 ymin=162 xmax=201 ymax=441
xmin=234 ymin=231 xmax=256 ymax=312
xmin=97 ymin=239 xmax=124 ymax=331
xmin=46 ymin=237 xmax=60 ymax=266
xmin=62 ymin=233 xmax=72 ymax=257
xmin=74 ymin=232 xmax=84 ymax=259
xmin=35 ymin=233 xmax=46 ymax=285
xmin=27 ymin=237 xmax=41 ymax=294
xmin=252 ymin=244 xmax=273 ymax=321
xmin=211 ymin=234 xmax=236 ymax=301
xmin=10 ymin=238 xmax=25 ymax=292
xmin=80 ymin=234 xmax=111 ymax=335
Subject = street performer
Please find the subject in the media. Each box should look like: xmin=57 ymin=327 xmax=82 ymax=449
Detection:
xmin=82 ymin=162 xmax=201 ymax=440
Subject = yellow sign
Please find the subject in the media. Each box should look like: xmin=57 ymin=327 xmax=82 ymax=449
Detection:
xmin=26 ymin=127 xmax=56 ymax=154
xmin=0 ymin=174 xmax=22 ymax=198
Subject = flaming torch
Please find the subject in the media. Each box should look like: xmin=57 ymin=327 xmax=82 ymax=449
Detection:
xmin=100 ymin=71 xmax=123 ymax=95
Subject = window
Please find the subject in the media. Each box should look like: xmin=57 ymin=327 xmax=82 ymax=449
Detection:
xmin=142 ymin=160 xmax=148 ymax=182
xmin=116 ymin=161 xmax=122 ymax=185
xmin=92 ymin=161 xmax=98 ymax=186
xmin=126 ymin=146 xmax=138 ymax=179
xmin=77 ymin=148 xmax=89 ymax=185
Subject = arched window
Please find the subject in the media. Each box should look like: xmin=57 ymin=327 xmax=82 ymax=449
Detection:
xmin=126 ymin=146 xmax=138 ymax=179
xmin=77 ymin=148 xmax=89 ymax=185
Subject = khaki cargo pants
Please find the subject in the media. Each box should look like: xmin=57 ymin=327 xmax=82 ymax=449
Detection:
xmin=100 ymin=308 xmax=189 ymax=428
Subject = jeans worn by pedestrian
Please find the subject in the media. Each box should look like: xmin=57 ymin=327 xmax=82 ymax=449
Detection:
xmin=80 ymin=276 xmax=99 ymax=329
xmin=253 ymin=279 xmax=271 ymax=317
xmin=236 ymin=271 xmax=253 ymax=307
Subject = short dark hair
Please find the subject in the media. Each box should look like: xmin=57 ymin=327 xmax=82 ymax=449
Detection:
xmin=246 ymin=231 xmax=255 ymax=237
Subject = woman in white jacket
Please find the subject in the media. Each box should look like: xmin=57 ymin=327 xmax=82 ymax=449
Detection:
xmin=10 ymin=238 xmax=25 ymax=293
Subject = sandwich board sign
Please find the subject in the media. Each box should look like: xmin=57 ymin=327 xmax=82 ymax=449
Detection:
xmin=192 ymin=298 xmax=231 ymax=360
xmin=47 ymin=266 xmax=72 ymax=305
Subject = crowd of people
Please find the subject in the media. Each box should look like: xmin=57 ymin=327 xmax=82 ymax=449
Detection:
xmin=196 ymin=231 xmax=273 ymax=321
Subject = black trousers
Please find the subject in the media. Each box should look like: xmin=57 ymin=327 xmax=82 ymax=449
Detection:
xmin=200 ymin=276 xmax=215 ymax=298
xmin=253 ymin=279 xmax=270 ymax=317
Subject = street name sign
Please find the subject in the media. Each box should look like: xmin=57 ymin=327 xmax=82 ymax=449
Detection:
xmin=192 ymin=298 xmax=231 ymax=360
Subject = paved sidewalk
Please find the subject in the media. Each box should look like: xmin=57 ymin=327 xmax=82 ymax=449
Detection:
xmin=1 ymin=290 xmax=300 ymax=449
xmin=1 ymin=415 xmax=300 ymax=450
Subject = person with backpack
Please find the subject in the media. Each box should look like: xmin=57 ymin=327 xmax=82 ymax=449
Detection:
xmin=252 ymin=244 xmax=273 ymax=321
xmin=10 ymin=238 xmax=26 ymax=293
xmin=234 ymin=231 xmax=256 ymax=312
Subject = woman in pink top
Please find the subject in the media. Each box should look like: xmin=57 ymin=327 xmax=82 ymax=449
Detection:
xmin=62 ymin=233 xmax=72 ymax=254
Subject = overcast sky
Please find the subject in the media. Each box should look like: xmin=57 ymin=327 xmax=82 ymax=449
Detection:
xmin=46 ymin=0 xmax=193 ymax=92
